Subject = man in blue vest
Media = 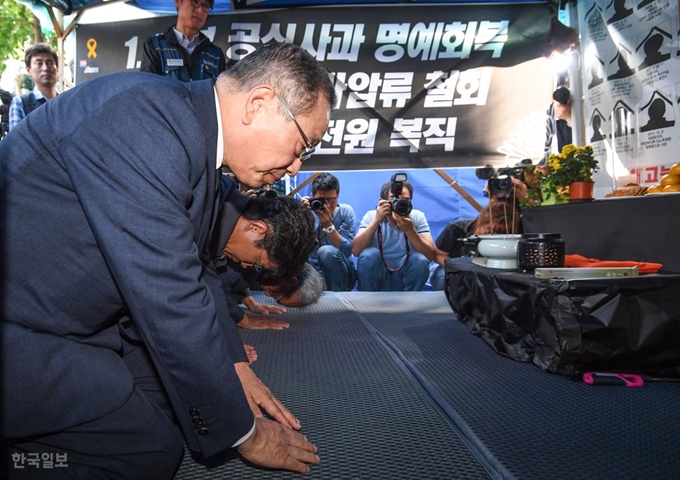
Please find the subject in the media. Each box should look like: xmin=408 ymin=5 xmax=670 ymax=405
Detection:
xmin=141 ymin=0 xmax=225 ymax=81
xmin=8 ymin=43 xmax=58 ymax=131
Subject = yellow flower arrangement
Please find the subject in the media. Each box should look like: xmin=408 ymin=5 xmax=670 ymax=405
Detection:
xmin=540 ymin=144 xmax=599 ymax=202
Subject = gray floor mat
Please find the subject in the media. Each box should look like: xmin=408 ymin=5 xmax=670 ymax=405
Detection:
xmin=341 ymin=291 xmax=680 ymax=480
xmin=175 ymin=292 xmax=490 ymax=479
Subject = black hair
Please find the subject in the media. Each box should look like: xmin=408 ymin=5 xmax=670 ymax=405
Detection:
xmin=24 ymin=43 xmax=58 ymax=68
xmin=175 ymin=0 xmax=215 ymax=13
xmin=242 ymin=196 xmax=316 ymax=278
xmin=311 ymin=172 xmax=340 ymax=195
xmin=552 ymin=86 xmax=571 ymax=105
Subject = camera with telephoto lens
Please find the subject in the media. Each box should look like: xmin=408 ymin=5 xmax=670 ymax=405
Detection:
xmin=310 ymin=197 xmax=328 ymax=212
xmin=389 ymin=173 xmax=412 ymax=217
xmin=253 ymin=188 xmax=278 ymax=199
xmin=475 ymin=159 xmax=532 ymax=201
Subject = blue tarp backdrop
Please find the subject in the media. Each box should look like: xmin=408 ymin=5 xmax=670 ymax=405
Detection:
xmin=292 ymin=168 xmax=489 ymax=245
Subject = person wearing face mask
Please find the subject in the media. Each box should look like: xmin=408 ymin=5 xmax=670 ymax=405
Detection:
xmin=140 ymin=0 xmax=225 ymax=82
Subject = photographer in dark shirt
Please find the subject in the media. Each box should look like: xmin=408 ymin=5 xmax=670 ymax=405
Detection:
xmin=429 ymin=202 xmax=522 ymax=290
xmin=429 ymin=164 xmax=527 ymax=291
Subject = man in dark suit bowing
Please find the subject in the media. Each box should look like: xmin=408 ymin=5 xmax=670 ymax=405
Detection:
xmin=1 ymin=42 xmax=335 ymax=478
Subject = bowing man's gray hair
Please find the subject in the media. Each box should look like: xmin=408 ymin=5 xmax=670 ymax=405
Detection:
xmin=294 ymin=263 xmax=326 ymax=307
xmin=216 ymin=42 xmax=337 ymax=117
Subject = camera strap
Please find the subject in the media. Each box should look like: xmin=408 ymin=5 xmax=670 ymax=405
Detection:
xmin=377 ymin=224 xmax=410 ymax=273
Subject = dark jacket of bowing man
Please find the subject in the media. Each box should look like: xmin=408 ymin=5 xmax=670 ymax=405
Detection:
xmin=1 ymin=42 xmax=335 ymax=477
xmin=0 ymin=71 xmax=254 ymax=455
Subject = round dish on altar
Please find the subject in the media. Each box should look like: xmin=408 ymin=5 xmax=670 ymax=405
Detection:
xmin=477 ymin=234 xmax=521 ymax=269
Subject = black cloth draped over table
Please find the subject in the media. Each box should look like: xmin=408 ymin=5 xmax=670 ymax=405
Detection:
xmin=445 ymin=258 xmax=680 ymax=377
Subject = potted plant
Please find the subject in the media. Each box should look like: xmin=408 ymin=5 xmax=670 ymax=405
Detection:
xmin=540 ymin=144 xmax=599 ymax=204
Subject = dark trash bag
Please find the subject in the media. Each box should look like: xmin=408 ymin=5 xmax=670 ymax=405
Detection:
xmin=445 ymin=258 xmax=680 ymax=378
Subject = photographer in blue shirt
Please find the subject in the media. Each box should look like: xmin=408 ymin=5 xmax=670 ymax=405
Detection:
xmin=301 ymin=173 xmax=357 ymax=291
xmin=352 ymin=174 xmax=435 ymax=291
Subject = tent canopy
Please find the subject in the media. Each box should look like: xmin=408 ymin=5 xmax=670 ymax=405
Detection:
xmin=40 ymin=0 xmax=547 ymax=15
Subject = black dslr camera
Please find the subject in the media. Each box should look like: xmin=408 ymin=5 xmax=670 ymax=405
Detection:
xmin=389 ymin=173 xmax=412 ymax=217
xmin=475 ymin=159 xmax=532 ymax=201
xmin=310 ymin=197 xmax=328 ymax=212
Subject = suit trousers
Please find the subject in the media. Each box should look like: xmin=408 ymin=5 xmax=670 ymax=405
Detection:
xmin=1 ymin=335 xmax=184 ymax=480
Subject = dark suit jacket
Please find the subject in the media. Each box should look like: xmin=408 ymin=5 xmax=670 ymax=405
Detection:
xmin=0 ymin=72 xmax=253 ymax=457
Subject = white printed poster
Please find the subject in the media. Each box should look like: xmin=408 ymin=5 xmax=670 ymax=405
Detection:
xmin=578 ymin=0 xmax=679 ymax=189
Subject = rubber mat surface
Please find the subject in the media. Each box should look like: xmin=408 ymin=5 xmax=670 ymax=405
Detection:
xmin=342 ymin=292 xmax=680 ymax=480
xmin=175 ymin=292 xmax=489 ymax=479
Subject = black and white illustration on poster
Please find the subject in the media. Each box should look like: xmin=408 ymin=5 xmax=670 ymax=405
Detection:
xmin=579 ymin=0 xmax=679 ymax=191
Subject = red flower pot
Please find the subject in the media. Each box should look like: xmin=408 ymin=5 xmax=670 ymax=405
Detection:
xmin=569 ymin=182 xmax=594 ymax=202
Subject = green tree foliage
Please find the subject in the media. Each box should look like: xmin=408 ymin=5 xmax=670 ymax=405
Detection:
xmin=0 ymin=0 xmax=56 ymax=78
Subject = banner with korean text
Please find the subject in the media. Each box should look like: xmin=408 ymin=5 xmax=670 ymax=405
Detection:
xmin=76 ymin=4 xmax=554 ymax=171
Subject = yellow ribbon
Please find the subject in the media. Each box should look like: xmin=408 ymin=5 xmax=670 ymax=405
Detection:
xmin=87 ymin=38 xmax=97 ymax=58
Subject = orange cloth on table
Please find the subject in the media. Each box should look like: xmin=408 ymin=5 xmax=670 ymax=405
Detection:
xmin=564 ymin=254 xmax=663 ymax=274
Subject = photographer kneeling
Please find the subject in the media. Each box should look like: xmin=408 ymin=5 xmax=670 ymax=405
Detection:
xmin=352 ymin=174 xmax=435 ymax=291
xmin=301 ymin=173 xmax=357 ymax=291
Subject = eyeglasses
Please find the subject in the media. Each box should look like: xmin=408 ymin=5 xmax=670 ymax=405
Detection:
xmin=275 ymin=94 xmax=315 ymax=162
xmin=189 ymin=0 xmax=212 ymax=13
xmin=250 ymin=238 xmax=266 ymax=273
